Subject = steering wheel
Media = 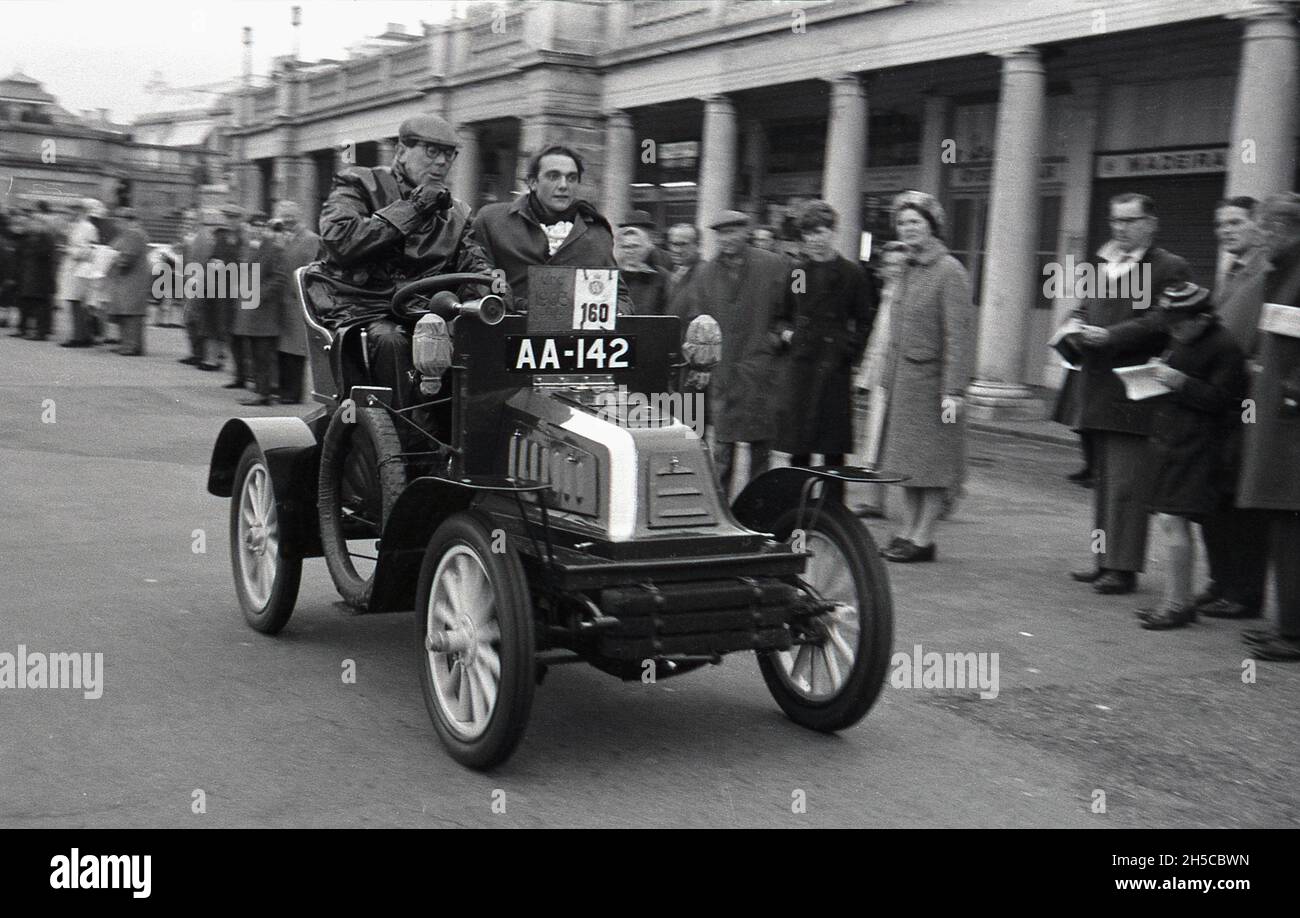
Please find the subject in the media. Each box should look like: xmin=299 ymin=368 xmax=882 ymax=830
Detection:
xmin=391 ymin=273 xmax=499 ymax=319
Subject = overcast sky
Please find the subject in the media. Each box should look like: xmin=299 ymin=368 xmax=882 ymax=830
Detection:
xmin=0 ymin=0 xmax=474 ymax=121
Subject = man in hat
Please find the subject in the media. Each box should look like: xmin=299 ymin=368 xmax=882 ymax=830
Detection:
xmin=473 ymin=144 xmax=629 ymax=314
xmin=614 ymin=216 xmax=670 ymax=314
xmin=674 ymin=209 xmax=792 ymax=495
xmin=272 ymin=200 xmax=322 ymax=404
xmin=199 ymin=205 xmax=245 ymax=371
xmin=665 ymin=222 xmax=702 ymax=311
xmin=317 ymin=113 xmax=494 ymax=410
xmin=1069 ymin=192 xmax=1190 ymax=595
xmin=104 ymin=207 xmax=153 ymax=356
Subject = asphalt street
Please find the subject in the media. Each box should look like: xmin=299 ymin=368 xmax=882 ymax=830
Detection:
xmin=2 ymin=321 xmax=1297 ymax=828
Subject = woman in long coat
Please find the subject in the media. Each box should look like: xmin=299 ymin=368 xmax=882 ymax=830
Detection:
xmin=878 ymin=191 xmax=975 ymax=562
xmin=771 ymin=199 xmax=874 ymax=464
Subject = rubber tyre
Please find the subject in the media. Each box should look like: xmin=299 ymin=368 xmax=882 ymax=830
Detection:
xmin=415 ymin=511 xmax=535 ymax=770
xmin=229 ymin=443 xmax=302 ymax=634
xmin=757 ymin=500 xmax=894 ymax=732
xmin=317 ymin=404 xmax=407 ymax=610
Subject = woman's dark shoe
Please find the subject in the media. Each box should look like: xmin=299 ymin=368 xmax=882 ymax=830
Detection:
xmin=1140 ymin=602 xmax=1196 ymax=630
xmin=883 ymin=540 xmax=936 ymax=563
xmin=222 ymin=379 xmax=246 ymax=389
xmin=178 ymin=356 xmax=202 ymax=366
xmin=1094 ymin=571 xmax=1137 ymax=594
xmin=60 ymin=340 xmax=92 ymax=348
xmin=238 ymin=395 xmax=274 ymax=407
xmin=1070 ymin=567 xmax=1106 ymax=583
xmin=880 ymin=536 xmax=907 ymax=555
xmin=198 ymin=362 xmax=221 ymax=372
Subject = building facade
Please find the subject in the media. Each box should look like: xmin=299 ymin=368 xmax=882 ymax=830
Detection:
xmin=225 ymin=0 xmax=1300 ymax=413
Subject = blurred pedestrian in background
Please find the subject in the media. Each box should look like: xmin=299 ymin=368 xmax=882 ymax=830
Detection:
xmin=1191 ymin=197 xmax=1270 ymax=621
xmin=0 ymin=210 xmax=17 ymax=329
xmin=11 ymin=206 xmax=59 ymax=341
xmin=103 ymin=207 xmax=152 ymax=356
xmin=614 ymin=221 xmax=670 ymax=314
xmin=200 ymin=205 xmax=244 ymax=372
xmin=1237 ymin=192 xmax=1300 ymax=661
xmin=771 ymin=200 xmax=874 ymax=480
xmin=850 ymin=239 xmax=910 ymax=517
xmin=750 ymin=225 xmax=778 ymax=253
xmin=58 ymin=199 xmax=101 ymax=348
xmin=665 ymin=222 xmax=701 ymax=310
xmin=675 ymin=209 xmax=789 ymax=495
xmin=178 ymin=209 xmax=212 ymax=367
xmin=229 ymin=216 xmax=282 ymax=405
xmin=878 ymin=191 xmax=974 ymax=563
xmin=1109 ymin=283 xmax=1248 ymax=630
xmin=226 ymin=211 xmax=268 ymax=390
xmin=273 ymin=199 xmax=321 ymax=405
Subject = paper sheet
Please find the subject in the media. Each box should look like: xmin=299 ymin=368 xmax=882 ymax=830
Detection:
xmin=1113 ymin=361 xmax=1169 ymax=401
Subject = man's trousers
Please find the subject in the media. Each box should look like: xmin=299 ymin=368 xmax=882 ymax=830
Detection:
xmin=1092 ymin=430 xmax=1154 ymax=573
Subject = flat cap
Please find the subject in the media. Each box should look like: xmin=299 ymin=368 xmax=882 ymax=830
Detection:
xmin=397 ymin=114 xmax=460 ymax=148
xmin=620 ymin=209 xmax=656 ymax=229
xmin=709 ymin=209 xmax=751 ymax=230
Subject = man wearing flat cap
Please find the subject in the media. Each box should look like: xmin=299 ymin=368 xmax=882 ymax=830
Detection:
xmin=316 ymin=113 xmax=495 ymax=411
xmin=674 ymin=209 xmax=792 ymax=495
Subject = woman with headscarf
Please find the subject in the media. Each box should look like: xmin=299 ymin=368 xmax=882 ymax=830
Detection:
xmin=878 ymin=191 xmax=975 ymax=562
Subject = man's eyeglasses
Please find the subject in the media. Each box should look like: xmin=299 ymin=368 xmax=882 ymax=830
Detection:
xmin=413 ymin=142 xmax=458 ymax=163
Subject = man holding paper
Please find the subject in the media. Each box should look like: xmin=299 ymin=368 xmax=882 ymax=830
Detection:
xmin=1064 ymin=193 xmax=1189 ymax=595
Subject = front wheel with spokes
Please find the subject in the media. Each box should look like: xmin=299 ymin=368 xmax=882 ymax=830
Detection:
xmin=415 ymin=511 xmax=535 ymax=770
xmin=757 ymin=499 xmax=893 ymax=732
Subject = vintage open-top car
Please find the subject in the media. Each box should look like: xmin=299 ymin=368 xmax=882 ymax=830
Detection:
xmin=207 ymin=263 xmax=898 ymax=769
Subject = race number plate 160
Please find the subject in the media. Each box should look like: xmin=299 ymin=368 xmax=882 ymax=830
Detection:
xmin=507 ymin=336 xmax=636 ymax=372
xmin=573 ymin=268 xmax=618 ymax=330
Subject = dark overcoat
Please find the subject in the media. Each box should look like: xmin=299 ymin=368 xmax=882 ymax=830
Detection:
xmin=1143 ymin=322 xmax=1248 ymax=518
xmin=771 ymin=254 xmax=874 ymax=455
xmin=674 ymin=246 xmax=791 ymax=443
xmin=202 ymin=228 xmax=242 ymax=340
xmin=472 ymin=194 xmax=631 ymax=314
xmin=1215 ymin=246 xmax=1270 ymax=358
xmin=17 ymin=224 xmax=59 ymax=299
xmin=878 ymin=243 xmax=975 ymax=489
xmin=231 ymin=240 xmax=285 ymax=338
xmin=1237 ymin=240 xmax=1300 ymax=512
xmin=1075 ymin=246 xmax=1190 ymax=435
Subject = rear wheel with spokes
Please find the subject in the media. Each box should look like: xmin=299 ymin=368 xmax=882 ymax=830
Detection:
xmin=317 ymin=405 xmax=407 ymax=610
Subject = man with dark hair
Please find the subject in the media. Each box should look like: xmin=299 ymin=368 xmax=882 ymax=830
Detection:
xmin=666 ymin=222 xmax=701 ymax=309
xmin=1070 ymin=192 xmax=1190 ymax=595
xmin=317 ymin=114 xmax=494 ymax=410
xmin=473 ymin=144 xmax=629 ymax=313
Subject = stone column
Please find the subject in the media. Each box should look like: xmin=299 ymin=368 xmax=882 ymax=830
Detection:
xmin=742 ymin=117 xmax=767 ymax=215
xmin=821 ymin=74 xmax=868 ymax=258
xmin=967 ymin=47 xmax=1046 ymax=419
xmin=232 ymin=160 xmax=262 ymax=214
xmin=450 ymin=123 xmax=482 ymax=210
xmin=698 ymin=93 xmax=738 ymax=260
xmin=271 ymin=155 xmax=312 ymax=215
xmin=916 ymin=91 xmax=952 ymax=197
xmin=1225 ymin=2 xmax=1299 ymax=199
xmin=601 ymin=110 xmax=635 ymax=227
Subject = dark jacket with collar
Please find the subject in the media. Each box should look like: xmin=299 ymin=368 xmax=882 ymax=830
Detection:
xmin=316 ymin=165 xmax=491 ymax=326
xmin=1215 ymin=245 xmax=1269 ymax=358
xmin=1237 ymin=238 xmax=1300 ymax=511
xmin=1074 ymin=244 xmax=1190 ymax=435
xmin=472 ymin=194 xmax=630 ymax=314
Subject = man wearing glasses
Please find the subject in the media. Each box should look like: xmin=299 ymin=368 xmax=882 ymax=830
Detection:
xmin=317 ymin=114 xmax=495 ymax=411
xmin=1068 ymin=193 xmax=1189 ymax=595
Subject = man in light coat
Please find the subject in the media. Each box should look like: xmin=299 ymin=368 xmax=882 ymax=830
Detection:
xmin=104 ymin=207 xmax=153 ymax=356
xmin=59 ymin=199 xmax=101 ymax=347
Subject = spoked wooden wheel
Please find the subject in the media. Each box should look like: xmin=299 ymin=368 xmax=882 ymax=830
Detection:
xmin=229 ymin=444 xmax=301 ymax=634
xmin=757 ymin=500 xmax=893 ymax=732
xmin=415 ymin=511 xmax=535 ymax=770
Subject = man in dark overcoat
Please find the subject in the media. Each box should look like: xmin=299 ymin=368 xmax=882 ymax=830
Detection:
xmin=1071 ymin=192 xmax=1189 ymax=595
xmin=674 ymin=210 xmax=791 ymax=495
xmin=272 ymin=200 xmax=322 ymax=405
xmin=1238 ymin=192 xmax=1300 ymax=661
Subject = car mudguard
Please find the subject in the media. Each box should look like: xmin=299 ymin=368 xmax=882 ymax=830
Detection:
xmin=732 ymin=465 xmax=904 ymax=535
xmin=207 ymin=417 xmax=323 ymax=559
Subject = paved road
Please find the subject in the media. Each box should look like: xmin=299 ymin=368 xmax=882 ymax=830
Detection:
xmin=2 ymin=324 xmax=1296 ymax=827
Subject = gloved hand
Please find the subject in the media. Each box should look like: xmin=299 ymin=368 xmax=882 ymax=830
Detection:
xmin=410 ymin=179 xmax=452 ymax=216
